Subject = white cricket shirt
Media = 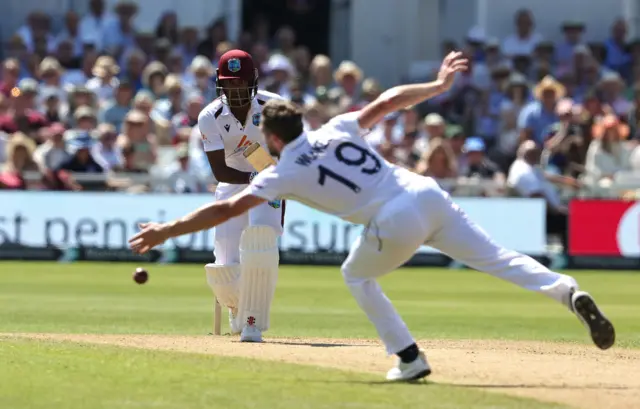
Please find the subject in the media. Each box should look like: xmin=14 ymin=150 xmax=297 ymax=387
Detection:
xmin=245 ymin=112 xmax=420 ymax=225
xmin=198 ymin=90 xmax=282 ymax=172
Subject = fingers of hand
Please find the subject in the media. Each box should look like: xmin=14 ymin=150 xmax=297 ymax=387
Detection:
xmin=445 ymin=51 xmax=463 ymax=64
xmin=452 ymin=59 xmax=468 ymax=71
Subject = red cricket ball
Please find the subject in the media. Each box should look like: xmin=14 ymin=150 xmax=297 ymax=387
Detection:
xmin=133 ymin=267 xmax=149 ymax=285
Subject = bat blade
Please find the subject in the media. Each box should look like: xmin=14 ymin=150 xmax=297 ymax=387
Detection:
xmin=243 ymin=142 xmax=276 ymax=172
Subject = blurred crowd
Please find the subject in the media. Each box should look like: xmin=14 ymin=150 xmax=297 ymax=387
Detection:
xmin=2 ymin=1 xmax=640 ymax=233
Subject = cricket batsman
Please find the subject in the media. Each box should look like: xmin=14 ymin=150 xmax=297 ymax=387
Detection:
xmin=197 ymin=49 xmax=285 ymax=342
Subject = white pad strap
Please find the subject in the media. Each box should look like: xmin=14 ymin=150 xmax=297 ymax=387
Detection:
xmin=205 ymin=264 xmax=240 ymax=310
xmin=238 ymin=226 xmax=279 ymax=332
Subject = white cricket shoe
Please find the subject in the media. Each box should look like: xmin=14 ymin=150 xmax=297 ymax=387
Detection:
xmin=240 ymin=316 xmax=263 ymax=342
xmin=229 ymin=308 xmax=241 ymax=335
xmin=386 ymin=351 xmax=431 ymax=381
xmin=571 ymin=291 xmax=615 ymax=350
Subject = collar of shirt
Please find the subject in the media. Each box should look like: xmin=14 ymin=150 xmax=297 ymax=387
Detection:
xmin=219 ymin=96 xmax=261 ymax=127
xmin=279 ymin=132 xmax=307 ymax=160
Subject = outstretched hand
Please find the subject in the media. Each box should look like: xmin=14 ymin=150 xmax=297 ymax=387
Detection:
xmin=437 ymin=51 xmax=469 ymax=91
xmin=129 ymin=222 xmax=169 ymax=254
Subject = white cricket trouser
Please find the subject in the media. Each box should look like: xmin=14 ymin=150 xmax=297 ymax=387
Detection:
xmin=341 ymin=176 xmax=577 ymax=355
xmin=214 ymin=182 xmax=284 ymax=264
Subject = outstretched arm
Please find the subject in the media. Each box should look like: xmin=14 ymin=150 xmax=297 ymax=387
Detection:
xmin=357 ymin=51 xmax=468 ymax=130
xmin=128 ymin=192 xmax=266 ymax=254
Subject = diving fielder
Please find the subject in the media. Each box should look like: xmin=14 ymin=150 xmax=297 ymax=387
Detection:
xmin=198 ymin=49 xmax=284 ymax=342
xmin=131 ymin=51 xmax=615 ymax=381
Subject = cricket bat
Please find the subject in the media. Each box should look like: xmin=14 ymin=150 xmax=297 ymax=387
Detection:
xmin=243 ymin=142 xmax=276 ymax=172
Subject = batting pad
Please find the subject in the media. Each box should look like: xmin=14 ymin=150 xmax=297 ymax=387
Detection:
xmin=205 ymin=264 xmax=241 ymax=310
xmin=238 ymin=225 xmax=280 ymax=331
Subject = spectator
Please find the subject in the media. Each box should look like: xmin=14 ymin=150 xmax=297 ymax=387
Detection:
xmin=360 ymin=78 xmax=382 ymax=106
xmin=116 ymin=109 xmax=157 ymax=172
xmin=415 ymin=139 xmax=458 ymax=192
xmin=156 ymin=11 xmax=179 ymax=45
xmin=67 ymin=86 xmax=97 ymax=122
xmin=308 ymin=54 xmax=333 ymax=91
xmin=99 ymin=79 xmax=134 ymax=132
xmin=73 ymin=106 xmax=98 ymax=131
xmin=56 ymin=11 xmax=83 ymax=57
xmin=332 ymin=60 xmax=362 ymax=112
xmin=33 ymin=123 xmax=70 ymax=171
xmin=459 ymin=136 xmax=505 ymax=184
xmin=121 ymin=48 xmax=146 ymax=92
xmin=445 ymin=125 xmax=467 ymax=167
xmin=164 ymin=143 xmax=203 ymax=193
xmin=166 ymin=49 xmax=185 ymax=78
xmin=87 ymin=56 xmax=120 ymax=102
xmin=598 ymin=71 xmax=631 ymax=116
xmin=103 ymin=1 xmax=138 ymax=57
xmin=507 ymin=140 xmax=568 ymax=249
xmin=177 ymin=26 xmax=199 ymax=64
xmin=171 ymin=92 xmax=204 ymax=144
xmin=584 ymin=115 xmax=631 ymax=186
xmin=274 ymin=26 xmax=297 ymax=59
xmin=0 ymin=79 xmax=48 ymax=138
xmin=186 ymin=56 xmax=216 ymax=103
xmin=93 ymin=123 xmax=122 ymax=170
xmin=40 ymin=88 xmax=68 ymax=125
xmin=302 ymin=101 xmax=327 ymax=131
xmin=152 ymin=74 xmax=183 ymax=121
xmin=57 ymin=131 xmax=105 ymax=173
xmin=117 ymin=141 xmax=146 ymax=174
xmin=293 ymin=46 xmax=311 ymax=84
xmin=197 ymin=18 xmax=227 ymax=60
xmin=424 ymin=113 xmax=446 ymax=140
xmin=557 ymin=21 xmax=586 ymax=74
xmin=153 ymin=38 xmax=173 ymax=67
xmin=79 ymin=0 xmax=115 ymax=52
xmin=37 ymin=58 xmax=66 ymax=100
xmin=289 ymin=77 xmax=315 ymax=106
xmin=16 ymin=11 xmax=56 ymax=55
xmin=604 ymin=18 xmax=631 ymax=79
xmin=502 ymin=9 xmax=543 ymax=57
xmin=265 ymin=54 xmax=295 ymax=99
xmin=1 ymin=59 xmax=21 ymax=97
xmin=1 ymin=132 xmax=39 ymax=190
xmin=141 ymin=61 xmax=168 ymax=99
xmin=213 ymin=41 xmax=234 ymax=69
xmin=518 ymin=75 xmax=564 ymax=146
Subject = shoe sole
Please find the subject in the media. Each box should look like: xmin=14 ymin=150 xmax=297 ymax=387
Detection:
xmin=573 ymin=293 xmax=615 ymax=350
xmin=388 ymin=368 xmax=432 ymax=382
xmin=406 ymin=368 xmax=431 ymax=381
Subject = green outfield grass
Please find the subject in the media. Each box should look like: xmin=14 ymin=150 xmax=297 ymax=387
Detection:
xmin=1 ymin=261 xmax=638 ymax=409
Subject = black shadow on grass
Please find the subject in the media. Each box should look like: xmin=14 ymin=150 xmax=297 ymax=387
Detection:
xmin=207 ymin=334 xmax=370 ymax=348
xmin=267 ymin=340 xmax=370 ymax=348
xmin=436 ymin=382 xmax=632 ymax=390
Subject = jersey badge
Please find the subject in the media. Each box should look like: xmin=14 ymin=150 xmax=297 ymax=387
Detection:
xmin=268 ymin=199 xmax=281 ymax=209
xmin=228 ymin=58 xmax=241 ymax=72
xmin=224 ymin=124 xmax=231 ymax=132
xmin=252 ymin=113 xmax=261 ymax=126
